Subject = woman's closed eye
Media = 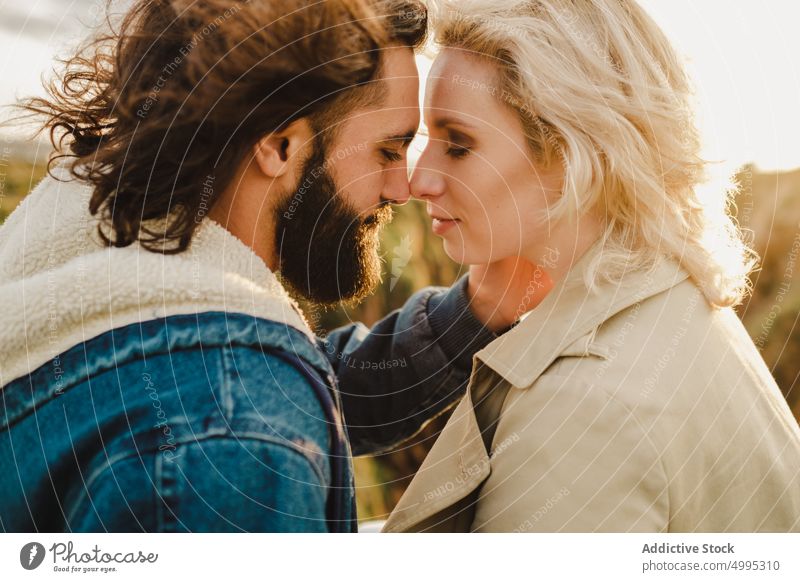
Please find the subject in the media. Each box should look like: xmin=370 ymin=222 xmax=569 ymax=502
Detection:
xmin=443 ymin=128 xmax=473 ymax=159
xmin=445 ymin=142 xmax=471 ymax=159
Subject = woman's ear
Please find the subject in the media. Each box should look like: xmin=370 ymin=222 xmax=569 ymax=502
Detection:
xmin=252 ymin=119 xmax=314 ymax=179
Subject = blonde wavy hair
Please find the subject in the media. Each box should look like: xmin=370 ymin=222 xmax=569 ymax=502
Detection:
xmin=428 ymin=0 xmax=756 ymax=307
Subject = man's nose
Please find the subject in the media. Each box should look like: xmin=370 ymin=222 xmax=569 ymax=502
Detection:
xmin=381 ymin=165 xmax=412 ymax=205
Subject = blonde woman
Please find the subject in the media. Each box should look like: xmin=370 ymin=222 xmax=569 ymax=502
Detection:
xmin=383 ymin=0 xmax=800 ymax=532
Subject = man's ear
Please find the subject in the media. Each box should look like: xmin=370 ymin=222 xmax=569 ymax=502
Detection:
xmin=252 ymin=119 xmax=314 ymax=179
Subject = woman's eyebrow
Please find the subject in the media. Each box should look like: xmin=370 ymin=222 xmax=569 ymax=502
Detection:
xmin=430 ymin=116 xmax=477 ymax=130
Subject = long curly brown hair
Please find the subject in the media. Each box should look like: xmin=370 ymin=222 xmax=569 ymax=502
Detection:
xmin=14 ymin=0 xmax=426 ymax=253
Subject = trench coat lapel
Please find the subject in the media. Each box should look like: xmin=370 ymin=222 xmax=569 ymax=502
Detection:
xmin=476 ymin=243 xmax=690 ymax=389
xmin=382 ymin=380 xmax=490 ymax=532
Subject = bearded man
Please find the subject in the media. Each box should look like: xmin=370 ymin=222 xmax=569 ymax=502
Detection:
xmin=0 ymin=0 xmax=528 ymax=531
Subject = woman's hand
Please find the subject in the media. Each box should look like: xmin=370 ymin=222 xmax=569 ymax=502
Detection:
xmin=467 ymin=256 xmax=553 ymax=333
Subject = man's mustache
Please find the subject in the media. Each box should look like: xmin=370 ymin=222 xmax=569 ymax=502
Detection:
xmin=362 ymin=203 xmax=393 ymax=228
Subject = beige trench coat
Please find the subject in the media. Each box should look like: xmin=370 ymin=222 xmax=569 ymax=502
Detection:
xmin=383 ymin=243 xmax=800 ymax=532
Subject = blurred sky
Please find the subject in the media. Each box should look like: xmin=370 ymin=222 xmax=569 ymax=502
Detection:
xmin=1 ymin=0 xmax=799 ymax=171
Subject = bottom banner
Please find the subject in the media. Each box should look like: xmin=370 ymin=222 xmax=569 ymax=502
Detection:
xmin=1 ymin=533 xmax=797 ymax=581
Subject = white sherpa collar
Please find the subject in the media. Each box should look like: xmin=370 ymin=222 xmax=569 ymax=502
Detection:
xmin=0 ymin=163 xmax=313 ymax=388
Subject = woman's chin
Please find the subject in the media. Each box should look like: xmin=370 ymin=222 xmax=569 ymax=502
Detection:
xmin=442 ymin=241 xmax=490 ymax=266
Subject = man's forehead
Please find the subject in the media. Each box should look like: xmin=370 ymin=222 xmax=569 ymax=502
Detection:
xmin=377 ymin=47 xmax=421 ymax=102
xmin=380 ymin=45 xmax=421 ymax=78
xmin=338 ymin=101 xmax=420 ymax=143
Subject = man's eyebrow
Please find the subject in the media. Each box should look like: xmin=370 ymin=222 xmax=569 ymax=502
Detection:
xmin=377 ymin=129 xmax=417 ymax=147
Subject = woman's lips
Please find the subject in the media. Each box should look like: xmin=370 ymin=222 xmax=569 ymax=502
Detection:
xmin=431 ymin=217 xmax=459 ymax=235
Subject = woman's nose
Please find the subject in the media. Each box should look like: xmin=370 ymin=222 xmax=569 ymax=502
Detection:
xmin=409 ymin=149 xmax=446 ymax=201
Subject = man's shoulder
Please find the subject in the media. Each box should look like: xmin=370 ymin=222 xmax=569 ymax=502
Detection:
xmin=101 ymin=310 xmax=332 ymax=381
xmin=6 ymin=312 xmax=332 ymax=437
xmin=94 ymin=314 xmax=334 ymax=476
xmin=116 ymin=311 xmax=333 ymax=421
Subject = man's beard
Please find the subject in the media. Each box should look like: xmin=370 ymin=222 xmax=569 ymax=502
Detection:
xmin=274 ymin=141 xmax=393 ymax=305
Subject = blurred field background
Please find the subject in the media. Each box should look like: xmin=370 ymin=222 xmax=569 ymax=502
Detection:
xmin=1 ymin=149 xmax=798 ymax=521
